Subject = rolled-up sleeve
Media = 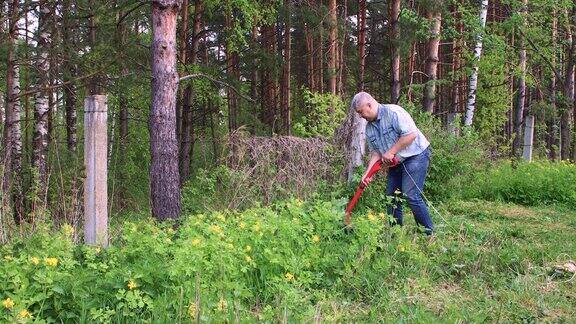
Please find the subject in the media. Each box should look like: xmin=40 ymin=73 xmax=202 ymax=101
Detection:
xmin=392 ymin=109 xmax=418 ymax=136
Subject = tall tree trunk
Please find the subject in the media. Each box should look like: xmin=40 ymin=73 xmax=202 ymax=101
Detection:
xmin=548 ymin=8 xmax=558 ymax=160
xmin=451 ymin=2 xmax=463 ymax=114
xmin=179 ymin=0 xmax=203 ymax=182
xmin=150 ymin=0 xmax=182 ymax=220
xmin=31 ymin=1 xmax=53 ymax=214
xmin=87 ymin=0 xmax=99 ymax=95
xmin=570 ymin=5 xmax=576 ymax=161
xmin=62 ymin=0 xmax=77 ymax=152
xmin=225 ymin=14 xmax=240 ymax=132
xmin=305 ymin=22 xmax=316 ymax=91
xmin=561 ymin=6 xmax=575 ymax=160
xmin=251 ymin=24 xmax=259 ymax=102
xmin=357 ymin=0 xmax=367 ymax=91
xmin=327 ymin=0 xmax=337 ymax=95
xmin=317 ymin=0 xmax=324 ymax=93
xmin=2 ymin=0 xmax=24 ymax=223
xmin=176 ymin=0 xmax=189 ymax=146
xmin=280 ymin=0 xmax=291 ymax=135
xmin=464 ymin=0 xmax=489 ymax=126
xmin=512 ymin=0 xmax=527 ymax=159
xmin=337 ymin=0 xmax=347 ymax=96
xmin=261 ymin=23 xmax=278 ymax=129
xmin=389 ymin=0 xmax=401 ymax=103
xmin=423 ymin=8 xmax=442 ymax=113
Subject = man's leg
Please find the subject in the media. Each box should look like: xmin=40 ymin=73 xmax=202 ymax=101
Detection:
xmin=386 ymin=165 xmax=403 ymax=226
xmin=401 ymin=148 xmax=434 ymax=234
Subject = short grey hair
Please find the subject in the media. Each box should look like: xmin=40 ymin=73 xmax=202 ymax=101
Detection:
xmin=350 ymin=92 xmax=374 ymax=110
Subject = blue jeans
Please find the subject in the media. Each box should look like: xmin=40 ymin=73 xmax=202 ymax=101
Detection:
xmin=386 ymin=146 xmax=434 ymax=234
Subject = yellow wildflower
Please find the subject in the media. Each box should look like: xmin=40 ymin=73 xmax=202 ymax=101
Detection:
xmin=62 ymin=224 xmax=74 ymax=236
xmin=252 ymin=223 xmax=261 ymax=233
xmin=367 ymin=212 xmax=376 ymax=222
xmin=244 ymin=245 xmax=252 ymax=252
xmin=216 ymin=213 xmax=226 ymax=222
xmin=30 ymin=257 xmax=40 ymax=265
xmin=227 ymin=243 xmax=234 ymax=249
xmin=44 ymin=257 xmax=58 ymax=267
xmin=18 ymin=309 xmax=31 ymax=319
xmin=209 ymin=224 xmax=223 ymax=235
xmin=2 ymin=298 xmax=14 ymax=309
xmin=239 ymin=222 xmax=246 ymax=229
xmin=217 ymin=298 xmax=227 ymax=312
xmin=295 ymin=199 xmax=303 ymax=207
xmin=379 ymin=213 xmax=386 ymax=220
xmin=312 ymin=235 xmax=320 ymax=243
xmin=191 ymin=238 xmax=201 ymax=246
xmin=127 ymin=280 xmax=138 ymax=290
xmin=188 ymin=303 xmax=197 ymax=319
xmin=3 ymin=255 xmax=13 ymax=261
xmin=245 ymin=255 xmax=253 ymax=263
xmin=285 ymin=272 xmax=294 ymax=281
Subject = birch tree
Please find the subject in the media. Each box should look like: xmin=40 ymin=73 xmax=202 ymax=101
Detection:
xmin=464 ymin=0 xmax=489 ymax=126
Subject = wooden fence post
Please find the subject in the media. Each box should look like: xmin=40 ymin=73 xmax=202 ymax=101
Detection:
xmin=84 ymin=95 xmax=108 ymax=247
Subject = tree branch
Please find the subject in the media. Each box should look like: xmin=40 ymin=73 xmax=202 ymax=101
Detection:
xmin=179 ymin=73 xmax=255 ymax=102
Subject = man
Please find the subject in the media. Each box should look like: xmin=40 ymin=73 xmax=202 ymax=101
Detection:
xmin=350 ymin=92 xmax=434 ymax=235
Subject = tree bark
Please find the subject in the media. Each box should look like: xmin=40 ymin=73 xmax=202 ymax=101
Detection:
xmin=87 ymin=0 xmax=100 ymax=95
xmin=548 ymin=8 xmax=558 ymax=160
xmin=150 ymin=0 xmax=182 ymax=220
xmin=328 ymin=0 xmax=337 ymax=95
xmin=179 ymin=0 xmax=203 ymax=182
xmin=280 ymin=0 xmax=291 ymax=135
xmin=176 ymin=0 xmax=189 ymax=145
xmin=423 ymin=8 xmax=442 ymax=113
xmin=62 ymin=0 xmax=78 ymax=152
xmin=389 ymin=0 xmax=401 ymax=103
xmin=512 ymin=0 xmax=527 ymax=159
xmin=357 ymin=0 xmax=367 ymax=91
xmin=225 ymin=13 xmax=241 ymax=132
xmin=464 ymin=0 xmax=489 ymax=126
xmin=260 ymin=23 xmax=278 ymax=129
xmin=304 ymin=21 xmax=316 ymax=91
xmin=2 ymin=0 xmax=24 ymax=223
xmin=31 ymin=1 xmax=53 ymax=214
xmin=561 ymin=6 xmax=575 ymax=160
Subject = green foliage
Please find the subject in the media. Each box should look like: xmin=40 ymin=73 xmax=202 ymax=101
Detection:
xmin=2 ymin=199 xmax=575 ymax=322
xmin=462 ymin=161 xmax=576 ymax=207
xmin=293 ymin=89 xmax=347 ymax=138
xmin=397 ymin=102 xmax=488 ymax=201
xmin=474 ymin=35 xmax=513 ymax=150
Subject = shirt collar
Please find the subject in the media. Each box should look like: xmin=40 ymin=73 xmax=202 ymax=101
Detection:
xmin=371 ymin=104 xmax=384 ymax=123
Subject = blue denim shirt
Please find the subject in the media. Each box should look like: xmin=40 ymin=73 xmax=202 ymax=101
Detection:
xmin=365 ymin=104 xmax=430 ymax=160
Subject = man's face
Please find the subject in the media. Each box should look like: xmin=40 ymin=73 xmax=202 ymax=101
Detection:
xmin=355 ymin=102 xmax=377 ymax=121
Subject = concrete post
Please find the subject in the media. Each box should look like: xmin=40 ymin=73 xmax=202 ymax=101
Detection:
xmin=84 ymin=95 xmax=108 ymax=247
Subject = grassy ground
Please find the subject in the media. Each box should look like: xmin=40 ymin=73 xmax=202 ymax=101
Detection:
xmin=1 ymin=199 xmax=574 ymax=323
xmin=332 ymin=200 xmax=576 ymax=322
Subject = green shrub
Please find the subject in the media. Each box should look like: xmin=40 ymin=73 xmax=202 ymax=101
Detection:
xmin=463 ymin=160 xmax=576 ymax=207
xmin=293 ymin=89 xmax=347 ymax=138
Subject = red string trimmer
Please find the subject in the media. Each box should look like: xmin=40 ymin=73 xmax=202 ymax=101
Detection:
xmin=344 ymin=157 xmax=399 ymax=227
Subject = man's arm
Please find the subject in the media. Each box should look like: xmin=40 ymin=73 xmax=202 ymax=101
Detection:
xmin=361 ymin=151 xmax=381 ymax=186
xmin=381 ymin=132 xmax=417 ymax=163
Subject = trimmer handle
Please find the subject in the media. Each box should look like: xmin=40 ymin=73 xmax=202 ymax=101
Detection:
xmin=360 ymin=157 xmax=399 ymax=188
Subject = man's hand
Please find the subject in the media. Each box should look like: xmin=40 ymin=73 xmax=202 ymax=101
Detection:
xmin=361 ymin=174 xmax=373 ymax=187
xmin=381 ymin=151 xmax=396 ymax=165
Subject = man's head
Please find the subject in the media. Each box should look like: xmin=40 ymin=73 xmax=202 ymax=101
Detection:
xmin=350 ymin=92 xmax=379 ymax=121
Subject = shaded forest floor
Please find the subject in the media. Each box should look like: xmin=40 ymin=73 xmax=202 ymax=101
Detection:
xmin=1 ymin=199 xmax=575 ymax=322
